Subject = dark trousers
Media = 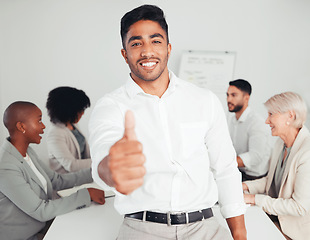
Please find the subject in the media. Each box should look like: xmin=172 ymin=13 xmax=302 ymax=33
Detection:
xmin=241 ymin=171 xmax=267 ymax=182
xmin=37 ymin=219 xmax=54 ymax=240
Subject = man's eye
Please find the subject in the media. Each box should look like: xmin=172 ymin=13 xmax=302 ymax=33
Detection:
xmin=131 ymin=42 xmax=141 ymax=47
xmin=153 ymin=40 xmax=161 ymax=44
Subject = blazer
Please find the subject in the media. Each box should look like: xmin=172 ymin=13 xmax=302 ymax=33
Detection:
xmin=0 ymin=139 xmax=93 ymax=240
xmin=47 ymin=123 xmax=92 ymax=173
xmin=246 ymin=126 xmax=310 ymax=240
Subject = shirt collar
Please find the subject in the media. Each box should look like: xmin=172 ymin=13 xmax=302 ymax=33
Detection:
xmin=125 ymin=70 xmax=178 ymax=99
xmin=237 ymin=106 xmax=251 ymax=122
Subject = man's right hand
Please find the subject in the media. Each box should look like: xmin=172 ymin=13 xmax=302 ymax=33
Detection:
xmin=98 ymin=110 xmax=146 ymax=195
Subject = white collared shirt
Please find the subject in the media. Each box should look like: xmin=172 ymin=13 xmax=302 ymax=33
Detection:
xmin=89 ymin=71 xmax=245 ymax=218
xmin=227 ymin=107 xmax=271 ymax=177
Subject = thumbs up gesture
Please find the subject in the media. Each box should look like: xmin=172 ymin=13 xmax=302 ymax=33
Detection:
xmin=99 ymin=110 xmax=146 ymax=195
xmin=123 ymin=110 xmax=138 ymax=141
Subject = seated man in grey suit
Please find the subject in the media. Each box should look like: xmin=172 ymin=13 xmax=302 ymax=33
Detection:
xmin=226 ymin=79 xmax=271 ymax=181
xmin=0 ymin=101 xmax=105 ymax=240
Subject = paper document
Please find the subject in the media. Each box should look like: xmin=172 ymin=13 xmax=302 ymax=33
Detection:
xmin=57 ymin=182 xmax=115 ymax=198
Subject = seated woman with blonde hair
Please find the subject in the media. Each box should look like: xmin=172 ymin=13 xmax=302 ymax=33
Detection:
xmin=243 ymin=92 xmax=310 ymax=240
xmin=46 ymin=86 xmax=92 ymax=173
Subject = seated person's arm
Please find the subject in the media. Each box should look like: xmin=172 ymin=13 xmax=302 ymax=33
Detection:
xmin=47 ymin=128 xmax=91 ymax=172
xmin=238 ymin=124 xmax=270 ymax=170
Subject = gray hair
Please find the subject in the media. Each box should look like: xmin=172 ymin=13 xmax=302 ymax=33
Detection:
xmin=264 ymin=92 xmax=307 ymax=128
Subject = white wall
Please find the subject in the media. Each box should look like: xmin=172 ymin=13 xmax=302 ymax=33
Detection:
xmin=1 ymin=0 xmax=310 ymax=161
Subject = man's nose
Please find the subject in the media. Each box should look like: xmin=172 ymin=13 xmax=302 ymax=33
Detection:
xmin=141 ymin=44 xmax=154 ymax=58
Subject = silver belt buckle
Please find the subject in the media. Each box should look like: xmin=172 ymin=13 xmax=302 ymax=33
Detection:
xmin=142 ymin=211 xmax=146 ymax=222
xmin=185 ymin=212 xmax=189 ymax=224
xmin=167 ymin=212 xmax=172 ymax=226
xmin=199 ymin=209 xmax=204 ymax=220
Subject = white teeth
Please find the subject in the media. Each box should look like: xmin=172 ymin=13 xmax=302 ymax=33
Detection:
xmin=142 ymin=62 xmax=156 ymax=67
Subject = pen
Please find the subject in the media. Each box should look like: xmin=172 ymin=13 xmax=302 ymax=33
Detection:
xmin=105 ymin=195 xmax=115 ymax=199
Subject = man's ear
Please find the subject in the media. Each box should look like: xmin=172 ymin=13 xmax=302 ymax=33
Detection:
xmin=121 ymin=49 xmax=128 ymax=64
xmin=244 ymin=93 xmax=250 ymax=103
xmin=167 ymin=43 xmax=172 ymax=59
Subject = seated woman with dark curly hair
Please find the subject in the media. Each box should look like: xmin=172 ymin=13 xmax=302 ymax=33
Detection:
xmin=46 ymin=86 xmax=92 ymax=173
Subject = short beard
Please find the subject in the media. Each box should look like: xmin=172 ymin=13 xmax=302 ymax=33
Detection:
xmin=128 ymin=52 xmax=169 ymax=82
xmin=229 ymin=104 xmax=243 ymax=113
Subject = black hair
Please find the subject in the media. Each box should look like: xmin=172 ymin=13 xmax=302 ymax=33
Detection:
xmin=229 ymin=79 xmax=252 ymax=95
xmin=46 ymin=86 xmax=90 ymax=124
xmin=120 ymin=4 xmax=169 ymax=49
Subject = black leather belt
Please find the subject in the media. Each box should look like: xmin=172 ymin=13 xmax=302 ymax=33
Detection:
xmin=125 ymin=208 xmax=213 ymax=226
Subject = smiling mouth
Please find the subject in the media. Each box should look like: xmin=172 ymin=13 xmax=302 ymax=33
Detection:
xmin=228 ymin=103 xmax=234 ymax=108
xmin=141 ymin=62 xmax=157 ymax=67
xmin=139 ymin=59 xmax=159 ymax=69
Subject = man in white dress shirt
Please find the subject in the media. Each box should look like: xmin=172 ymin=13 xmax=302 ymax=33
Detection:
xmin=89 ymin=5 xmax=246 ymax=240
xmin=226 ymin=79 xmax=271 ymax=181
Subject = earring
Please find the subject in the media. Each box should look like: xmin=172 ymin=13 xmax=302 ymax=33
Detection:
xmin=23 ymin=130 xmax=25 ymax=134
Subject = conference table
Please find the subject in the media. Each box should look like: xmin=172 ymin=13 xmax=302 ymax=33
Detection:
xmin=44 ymin=194 xmax=286 ymax=240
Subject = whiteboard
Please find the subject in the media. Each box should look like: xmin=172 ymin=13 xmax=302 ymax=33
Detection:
xmin=178 ymin=50 xmax=236 ymax=105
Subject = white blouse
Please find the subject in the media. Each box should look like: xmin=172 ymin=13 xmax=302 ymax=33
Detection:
xmin=24 ymin=154 xmax=47 ymax=194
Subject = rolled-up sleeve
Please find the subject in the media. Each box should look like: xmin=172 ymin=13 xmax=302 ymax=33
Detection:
xmin=206 ymin=94 xmax=246 ymax=218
